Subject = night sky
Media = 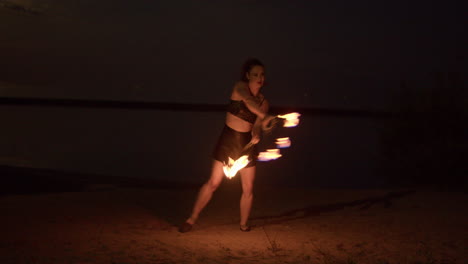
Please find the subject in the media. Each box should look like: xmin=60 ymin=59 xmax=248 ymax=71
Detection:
xmin=2 ymin=0 xmax=465 ymax=107
xmin=1 ymin=0 xmax=466 ymax=187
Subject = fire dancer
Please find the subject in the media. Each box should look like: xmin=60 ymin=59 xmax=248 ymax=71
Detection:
xmin=179 ymin=58 xmax=276 ymax=233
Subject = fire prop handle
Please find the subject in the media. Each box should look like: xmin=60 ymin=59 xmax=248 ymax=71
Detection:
xmin=222 ymin=112 xmax=301 ymax=178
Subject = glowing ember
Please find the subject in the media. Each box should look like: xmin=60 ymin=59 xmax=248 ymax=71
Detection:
xmin=258 ymin=149 xmax=282 ymax=161
xmin=223 ymin=155 xmax=250 ymax=178
xmin=275 ymin=137 xmax=291 ymax=148
xmin=277 ymin=112 xmax=301 ymax=127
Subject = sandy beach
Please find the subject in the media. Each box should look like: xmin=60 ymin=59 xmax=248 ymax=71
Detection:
xmin=1 ymin=1 xmax=466 ymax=263
xmin=1 ymin=176 xmax=466 ymax=264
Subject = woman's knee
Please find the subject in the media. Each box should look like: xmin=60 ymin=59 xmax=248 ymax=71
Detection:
xmin=242 ymin=185 xmax=254 ymax=197
xmin=205 ymin=160 xmax=224 ymax=191
xmin=242 ymin=191 xmax=254 ymax=199
xmin=205 ymin=179 xmax=221 ymax=192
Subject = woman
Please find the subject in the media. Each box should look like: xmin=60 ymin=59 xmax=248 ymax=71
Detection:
xmin=179 ymin=58 xmax=276 ymax=233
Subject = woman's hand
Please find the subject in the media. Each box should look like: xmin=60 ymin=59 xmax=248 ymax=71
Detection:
xmin=249 ymin=133 xmax=261 ymax=145
xmin=262 ymin=115 xmax=278 ymax=132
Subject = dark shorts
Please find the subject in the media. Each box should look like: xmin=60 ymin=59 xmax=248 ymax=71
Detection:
xmin=213 ymin=125 xmax=258 ymax=168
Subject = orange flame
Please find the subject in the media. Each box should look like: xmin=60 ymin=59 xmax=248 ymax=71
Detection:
xmin=258 ymin=149 xmax=282 ymax=161
xmin=223 ymin=155 xmax=250 ymax=178
xmin=278 ymin=112 xmax=301 ymax=127
xmin=275 ymin=137 xmax=291 ymax=148
xmin=222 ymin=112 xmax=300 ymax=177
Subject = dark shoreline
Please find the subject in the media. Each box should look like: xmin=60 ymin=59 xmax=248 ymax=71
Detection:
xmin=0 ymin=165 xmax=200 ymax=196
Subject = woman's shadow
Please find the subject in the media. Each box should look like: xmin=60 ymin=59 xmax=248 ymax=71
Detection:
xmin=250 ymin=189 xmax=415 ymax=226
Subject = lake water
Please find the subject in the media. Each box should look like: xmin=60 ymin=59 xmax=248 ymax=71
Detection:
xmin=1 ymin=104 xmax=386 ymax=188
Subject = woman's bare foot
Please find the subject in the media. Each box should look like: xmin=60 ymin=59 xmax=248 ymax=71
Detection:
xmin=240 ymin=224 xmax=251 ymax=232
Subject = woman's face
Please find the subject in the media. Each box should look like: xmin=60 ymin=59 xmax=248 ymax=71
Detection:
xmin=246 ymin=65 xmax=265 ymax=93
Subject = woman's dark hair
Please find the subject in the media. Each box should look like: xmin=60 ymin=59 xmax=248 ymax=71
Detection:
xmin=240 ymin=58 xmax=264 ymax=82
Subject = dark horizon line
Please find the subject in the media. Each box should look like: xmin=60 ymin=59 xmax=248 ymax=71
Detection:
xmin=0 ymin=96 xmax=398 ymax=119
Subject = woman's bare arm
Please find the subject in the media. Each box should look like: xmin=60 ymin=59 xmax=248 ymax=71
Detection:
xmin=233 ymin=82 xmax=268 ymax=119
xmin=252 ymin=99 xmax=269 ymax=138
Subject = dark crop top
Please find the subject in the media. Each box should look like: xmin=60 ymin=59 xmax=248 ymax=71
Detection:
xmin=227 ymin=96 xmax=264 ymax=124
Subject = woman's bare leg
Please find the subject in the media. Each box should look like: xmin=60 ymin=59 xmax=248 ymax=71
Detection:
xmin=239 ymin=166 xmax=256 ymax=227
xmin=186 ymin=160 xmax=225 ymax=225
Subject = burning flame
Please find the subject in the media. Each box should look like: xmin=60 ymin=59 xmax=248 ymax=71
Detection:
xmin=223 ymin=155 xmax=250 ymax=179
xmin=258 ymin=149 xmax=282 ymax=161
xmin=222 ymin=112 xmax=300 ymax=178
xmin=277 ymin=112 xmax=301 ymax=127
xmin=275 ymin=137 xmax=291 ymax=148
